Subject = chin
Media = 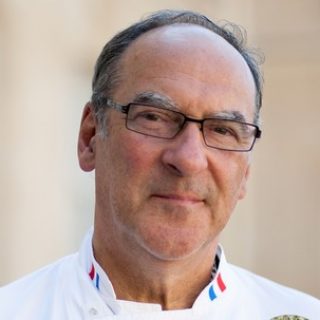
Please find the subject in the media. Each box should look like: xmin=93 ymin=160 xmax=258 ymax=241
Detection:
xmin=137 ymin=228 xmax=214 ymax=262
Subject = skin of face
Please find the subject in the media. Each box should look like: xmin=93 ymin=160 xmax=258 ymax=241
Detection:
xmin=78 ymin=24 xmax=256 ymax=306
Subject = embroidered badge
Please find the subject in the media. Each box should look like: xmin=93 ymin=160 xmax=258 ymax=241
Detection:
xmin=270 ymin=315 xmax=309 ymax=320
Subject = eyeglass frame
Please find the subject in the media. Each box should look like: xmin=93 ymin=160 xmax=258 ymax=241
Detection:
xmin=96 ymin=97 xmax=262 ymax=152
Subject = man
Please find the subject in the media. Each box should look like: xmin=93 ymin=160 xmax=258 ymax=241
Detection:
xmin=0 ymin=9 xmax=319 ymax=319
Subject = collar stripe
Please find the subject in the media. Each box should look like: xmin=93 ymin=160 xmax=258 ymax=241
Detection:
xmin=89 ymin=263 xmax=95 ymax=280
xmin=208 ymin=272 xmax=227 ymax=301
xmin=88 ymin=263 xmax=100 ymax=289
xmin=217 ymin=273 xmax=226 ymax=292
xmin=209 ymin=286 xmax=217 ymax=301
xmin=95 ymin=273 xmax=100 ymax=290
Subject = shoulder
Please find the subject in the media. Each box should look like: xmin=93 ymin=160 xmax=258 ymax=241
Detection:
xmin=1 ymin=253 xmax=77 ymax=291
xmin=0 ymin=254 xmax=79 ymax=317
xmin=229 ymin=263 xmax=320 ymax=318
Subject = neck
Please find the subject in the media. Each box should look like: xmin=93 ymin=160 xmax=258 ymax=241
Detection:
xmin=93 ymin=230 xmax=218 ymax=310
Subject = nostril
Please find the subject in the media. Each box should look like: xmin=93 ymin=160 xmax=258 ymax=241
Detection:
xmin=160 ymin=162 xmax=183 ymax=177
xmin=166 ymin=163 xmax=183 ymax=176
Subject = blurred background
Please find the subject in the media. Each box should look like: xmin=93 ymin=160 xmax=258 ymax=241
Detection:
xmin=0 ymin=0 xmax=319 ymax=298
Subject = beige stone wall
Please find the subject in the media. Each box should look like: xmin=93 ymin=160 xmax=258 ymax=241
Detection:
xmin=1 ymin=0 xmax=319 ymax=298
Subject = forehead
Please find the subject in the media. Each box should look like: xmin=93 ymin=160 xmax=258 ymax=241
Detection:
xmin=114 ymin=24 xmax=256 ymax=120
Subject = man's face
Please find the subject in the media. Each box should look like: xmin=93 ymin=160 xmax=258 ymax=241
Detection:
xmin=82 ymin=25 xmax=256 ymax=262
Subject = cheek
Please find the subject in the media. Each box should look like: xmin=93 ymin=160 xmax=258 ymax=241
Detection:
xmin=117 ymin=134 xmax=158 ymax=177
xmin=101 ymin=132 xmax=160 ymax=203
xmin=238 ymin=171 xmax=249 ymax=200
xmin=212 ymin=152 xmax=250 ymax=202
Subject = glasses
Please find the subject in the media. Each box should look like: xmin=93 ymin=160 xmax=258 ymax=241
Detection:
xmin=103 ymin=98 xmax=261 ymax=152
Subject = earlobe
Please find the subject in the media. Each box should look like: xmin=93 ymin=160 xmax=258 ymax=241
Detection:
xmin=78 ymin=103 xmax=96 ymax=172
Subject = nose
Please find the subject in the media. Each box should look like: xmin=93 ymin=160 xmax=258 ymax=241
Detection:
xmin=161 ymin=123 xmax=208 ymax=176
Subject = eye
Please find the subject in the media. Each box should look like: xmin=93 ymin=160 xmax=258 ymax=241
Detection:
xmin=130 ymin=105 xmax=182 ymax=125
xmin=138 ymin=110 xmax=167 ymax=122
xmin=208 ymin=124 xmax=237 ymax=137
xmin=205 ymin=119 xmax=243 ymax=143
xmin=212 ymin=126 xmax=233 ymax=135
xmin=132 ymin=110 xmax=174 ymax=127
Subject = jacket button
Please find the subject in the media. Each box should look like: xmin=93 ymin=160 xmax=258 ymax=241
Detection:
xmin=89 ymin=307 xmax=98 ymax=316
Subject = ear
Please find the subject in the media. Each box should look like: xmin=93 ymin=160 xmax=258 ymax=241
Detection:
xmin=78 ymin=102 xmax=97 ymax=172
xmin=238 ymin=164 xmax=251 ymax=200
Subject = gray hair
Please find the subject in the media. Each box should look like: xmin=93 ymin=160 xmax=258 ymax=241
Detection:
xmin=91 ymin=9 xmax=264 ymax=129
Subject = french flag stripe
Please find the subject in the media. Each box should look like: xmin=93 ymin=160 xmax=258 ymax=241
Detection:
xmin=209 ymin=286 xmax=217 ymax=301
xmin=96 ymin=273 xmax=100 ymax=289
xmin=208 ymin=272 xmax=227 ymax=301
xmin=89 ymin=263 xmax=95 ymax=280
xmin=217 ymin=273 xmax=226 ymax=292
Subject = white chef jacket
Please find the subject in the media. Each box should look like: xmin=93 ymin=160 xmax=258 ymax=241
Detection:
xmin=0 ymin=229 xmax=319 ymax=319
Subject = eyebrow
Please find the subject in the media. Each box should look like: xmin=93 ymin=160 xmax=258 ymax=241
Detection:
xmin=212 ymin=111 xmax=247 ymax=122
xmin=132 ymin=92 xmax=179 ymax=110
xmin=132 ymin=91 xmax=247 ymax=122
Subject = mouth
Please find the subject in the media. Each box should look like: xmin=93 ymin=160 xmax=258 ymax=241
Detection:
xmin=152 ymin=194 xmax=205 ymax=205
